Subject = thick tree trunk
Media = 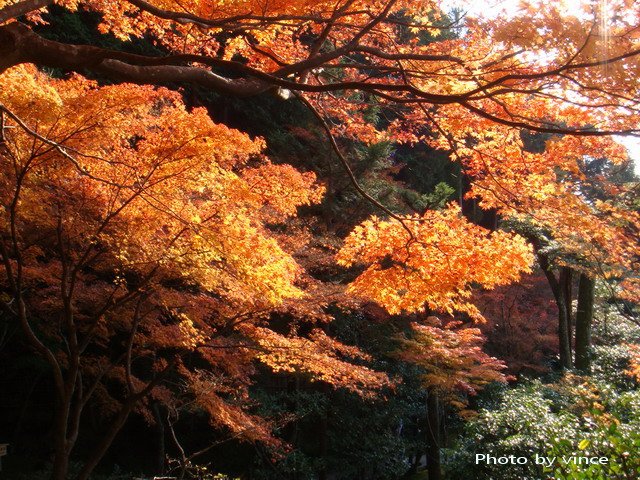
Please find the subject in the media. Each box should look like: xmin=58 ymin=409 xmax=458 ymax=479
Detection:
xmin=425 ymin=390 xmax=441 ymax=480
xmin=49 ymin=365 xmax=78 ymax=480
xmin=50 ymin=367 xmax=84 ymax=480
xmin=49 ymin=389 xmax=83 ymax=480
xmin=538 ymin=253 xmax=573 ymax=370
xmin=575 ymin=274 xmax=595 ymax=372
xmin=556 ymin=288 xmax=573 ymax=370
xmin=559 ymin=267 xmax=573 ymax=368
xmin=51 ymin=449 xmax=70 ymax=480
xmin=75 ymin=400 xmax=136 ymax=480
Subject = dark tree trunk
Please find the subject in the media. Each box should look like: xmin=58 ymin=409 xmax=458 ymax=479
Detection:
xmin=75 ymin=400 xmax=136 ymax=480
xmin=50 ymin=384 xmax=78 ymax=480
xmin=425 ymin=389 xmax=441 ymax=480
xmin=556 ymin=285 xmax=573 ymax=370
xmin=153 ymin=402 xmax=166 ymax=476
xmin=51 ymin=449 xmax=69 ymax=480
xmin=575 ymin=274 xmax=595 ymax=372
xmin=560 ymin=267 xmax=574 ymax=362
xmin=538 ymin=253 xmax=573 ymax=370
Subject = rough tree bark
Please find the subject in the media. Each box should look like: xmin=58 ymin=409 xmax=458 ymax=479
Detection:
xmin=575 ymin=274 xmax=595 ymax=372
xmin=538 ymin=254 xmax=574 ymax=370
xmin=561 ymin=267 xmax=573 ymax=359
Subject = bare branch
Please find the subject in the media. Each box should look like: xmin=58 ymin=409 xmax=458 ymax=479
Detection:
xmin=295 ymin=93 xmax=416 ymax=239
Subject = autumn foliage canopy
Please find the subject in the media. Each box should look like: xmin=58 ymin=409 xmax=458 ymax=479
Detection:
xmin=0 ymin=0 xmax=639 ymax=478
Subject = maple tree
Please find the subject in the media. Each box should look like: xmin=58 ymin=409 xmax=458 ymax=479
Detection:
xmin=393 ymin=316 xmax=512 ymax=480
xmin=337 ymin=203 xmax=534 ymax=319
xmin=0 ymin=0 xmax=638 ymax=139
xmin=0 ymin=0 xmax=637 ymax=299
xmin=0 ymin=64 xmax=386 ymax=480
xmin=1 ymin=0 xmax=640 ymax=479
xmin=461 ymin=122 xmax=640 ymax=369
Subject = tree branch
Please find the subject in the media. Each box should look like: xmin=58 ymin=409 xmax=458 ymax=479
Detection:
xmin=0 ymin=0 xmax=52 ymax=24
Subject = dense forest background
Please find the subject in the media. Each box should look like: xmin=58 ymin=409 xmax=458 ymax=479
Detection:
xmin=0 ymin=1 xmax=639 ymax=479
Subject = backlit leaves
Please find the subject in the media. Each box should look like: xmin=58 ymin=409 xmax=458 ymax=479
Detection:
xmin=337 ymin=204 xmax=534 ymax=318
